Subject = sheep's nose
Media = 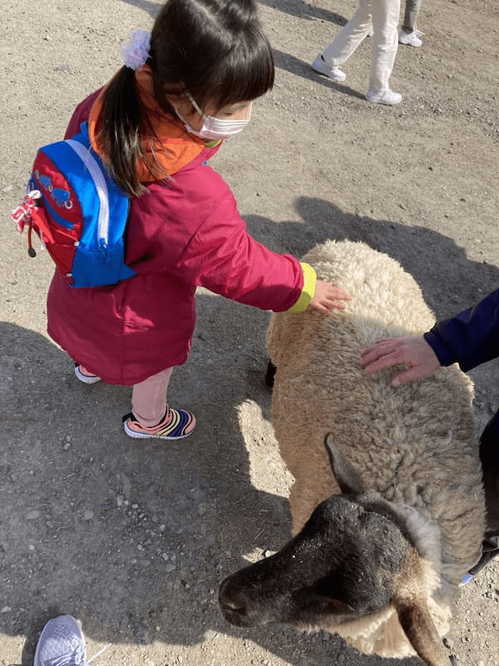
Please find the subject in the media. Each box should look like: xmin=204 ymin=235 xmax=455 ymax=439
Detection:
xmin=219 ymin=578 xmax=249 ymax=618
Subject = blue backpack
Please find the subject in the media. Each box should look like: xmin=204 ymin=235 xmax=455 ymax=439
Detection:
xmin=12 ymin=122 xmax=135 ymax=288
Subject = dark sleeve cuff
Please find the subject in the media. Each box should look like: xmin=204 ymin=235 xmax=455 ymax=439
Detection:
xmin=423 ymin=329 xmax=457 ymax=367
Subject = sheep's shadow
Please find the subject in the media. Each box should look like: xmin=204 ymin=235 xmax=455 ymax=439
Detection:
xmin=246 ymin=196 xmax=499 ymax=320
xmin=3 ymin=202 xmax=495 ymax=666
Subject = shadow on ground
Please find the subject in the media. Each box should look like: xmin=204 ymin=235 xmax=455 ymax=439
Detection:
xmin=258 ymin=0 xmax=347 ymax=26
xmin=272 ymin=48 xmax=366 ymax=101
xmin=118 ymin=0 xmax=347 ymax=25
xmin=119 ymin=0 xmax=161 ymax=16
xmin=2 ymin=200 xmax=496 ymax=665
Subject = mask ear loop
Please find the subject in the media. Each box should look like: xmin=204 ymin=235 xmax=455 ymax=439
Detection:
xmin=185 ymin=91 xmax=205 ymax=118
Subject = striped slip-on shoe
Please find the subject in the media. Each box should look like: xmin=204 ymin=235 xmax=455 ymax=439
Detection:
xmin=123 ymin=408 xmax=196 ymax=440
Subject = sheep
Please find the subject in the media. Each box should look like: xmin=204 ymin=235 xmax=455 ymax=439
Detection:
xmin=219 ymin=240 xmax=486 ymax=666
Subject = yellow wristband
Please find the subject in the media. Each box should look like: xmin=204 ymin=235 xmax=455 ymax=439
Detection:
xmin=288 ymin=262 xmax=317 ymax=313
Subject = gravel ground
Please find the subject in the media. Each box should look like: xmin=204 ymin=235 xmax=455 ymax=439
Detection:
xmin=0 ymin=0 xmax=497 ymax=665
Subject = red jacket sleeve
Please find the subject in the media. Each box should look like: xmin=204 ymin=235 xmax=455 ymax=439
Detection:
xmin=176 ymin=189 xmax=304 ymax=312
xmin=64 ymin=90 xmax=102 ymax=139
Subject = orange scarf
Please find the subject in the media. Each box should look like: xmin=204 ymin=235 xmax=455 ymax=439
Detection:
xmin=88 ymin=65 xmax=215 ymax=182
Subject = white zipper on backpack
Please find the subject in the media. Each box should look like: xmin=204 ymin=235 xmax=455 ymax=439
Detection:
xmin=66 ymin=139 xmax=110 ymax=247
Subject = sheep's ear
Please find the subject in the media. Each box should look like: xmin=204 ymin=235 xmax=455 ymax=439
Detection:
xmin=394 ymin=597 xmax=452 ymax=666
xmin=324 ymin=434 xmax=364 ymax=495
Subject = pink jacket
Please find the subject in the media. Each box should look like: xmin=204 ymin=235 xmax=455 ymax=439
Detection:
xmin=47 ymin=92 xmax=310 ymax=385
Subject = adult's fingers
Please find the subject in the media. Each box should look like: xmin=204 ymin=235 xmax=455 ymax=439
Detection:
xmin=361 ymin=341 xmax=401 ymax=366
xmin=363 ymin=350 xmax=403 ymax=375
xmin=361 ymin=339 xmax=400 ymax=358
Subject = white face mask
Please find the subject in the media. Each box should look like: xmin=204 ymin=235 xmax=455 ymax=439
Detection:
xmin=176 ymin=92 xmax=252 ymax=141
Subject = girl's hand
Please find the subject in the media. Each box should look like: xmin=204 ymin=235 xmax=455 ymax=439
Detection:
xmin=360 ymin=336 xmax=441 ymax=386
xmin=310 ymin=280 xmax=351 ymax=314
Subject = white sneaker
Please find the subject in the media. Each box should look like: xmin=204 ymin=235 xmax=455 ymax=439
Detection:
xmin=311 ymin=55 xmax=346 ymax=82
xmin=399 ymin=29 xmax=423 ymax=47
xmin=366 ymin=89 xmax=402 ymax=105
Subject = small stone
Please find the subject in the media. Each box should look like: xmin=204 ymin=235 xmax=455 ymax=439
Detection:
xmin=1 ymin=607 xmax=11 ymax=613
xmin=159 ymin=524 xmax=166 ymax=532
xmin=28 ymin=545 xmax=35 ymax=551
xmin=161 ymin=553 xmax=169 ymax=561
xmin=132 ymin=504 xmax=139 ymax=509
xmin=63 ymin=442 xmax=71 ymax=451
xmin=26 ymin=510 xmax=40 ymax=520
xmin=116 ymin=495 xmax=124 ymax=507
xmin=137 ymin=544 xmax=144 ymax=551
xmin=83 ymin=511 xmax=94 ymax=521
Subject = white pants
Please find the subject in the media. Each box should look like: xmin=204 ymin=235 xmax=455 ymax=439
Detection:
xmin=322 ymin=0 xmax=400 ymax=92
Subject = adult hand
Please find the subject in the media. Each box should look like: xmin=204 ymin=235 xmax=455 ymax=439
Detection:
xmin=310 ymin=280 xmax=351 ymax=314
xmin=360 ymin=335 xmax=441 ymax=386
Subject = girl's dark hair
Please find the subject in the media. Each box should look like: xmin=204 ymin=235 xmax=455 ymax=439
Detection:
xmin=100 ymin=0 xmax=275 ymax=196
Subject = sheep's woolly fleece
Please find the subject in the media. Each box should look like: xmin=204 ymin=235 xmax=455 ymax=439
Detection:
xmin=267 ymin=240 xmax=486 ymax=658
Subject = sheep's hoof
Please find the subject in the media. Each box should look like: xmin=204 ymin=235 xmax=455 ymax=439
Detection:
xmin=265 ymin=360 xmax=276 ymax=389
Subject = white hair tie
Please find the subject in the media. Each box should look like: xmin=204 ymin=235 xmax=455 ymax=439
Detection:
xmin=122 ymin=30 xmax=151 ymax=70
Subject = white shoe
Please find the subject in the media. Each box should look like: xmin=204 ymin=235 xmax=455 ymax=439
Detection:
xmin=398 ymin=29 xmax=423 ymax=47
xmin=74 ymin=364 xmax=101 ymax=384
xmin=311 ymin=55 xmax=346 ymax=82
xmin=366 ymin=89 xmax=402 ymax=105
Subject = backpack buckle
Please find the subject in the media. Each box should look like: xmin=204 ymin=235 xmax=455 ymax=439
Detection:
xmin=10 ymin=190 xmax=42 ymax=232
xmin=10 ymin=190 xmax=42 ymax=257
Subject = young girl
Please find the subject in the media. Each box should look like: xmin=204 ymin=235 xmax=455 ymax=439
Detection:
xmin=47 ymin=0 xmax=349 ymax=441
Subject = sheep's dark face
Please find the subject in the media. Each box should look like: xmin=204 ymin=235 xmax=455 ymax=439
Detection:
xmin=219 ymin=495 xmax=410 ymax=629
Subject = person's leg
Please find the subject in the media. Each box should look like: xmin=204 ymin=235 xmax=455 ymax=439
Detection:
xmin=462 ymin=411 xmax=499 ymax=583
xmin=402 ymin=0 xmax=422 ymax=33
xmin=399 ymin=0 xmax=423 ymax=46
xmin=124 ymin=367 xmax=196 ymax=440
xmin=321 ymin=0 xmax=373 ymax=66
xmin=131 ymin=367 xmax=173 ymax=427
xmin=480 ymin=411 xmax=499 ymax=538
xmin=367 ymin=0 xmax=401 ymax=102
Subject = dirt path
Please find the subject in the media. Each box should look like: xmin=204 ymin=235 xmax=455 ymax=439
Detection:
xmin=0 ymin=0 xmax=497 ymax=664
